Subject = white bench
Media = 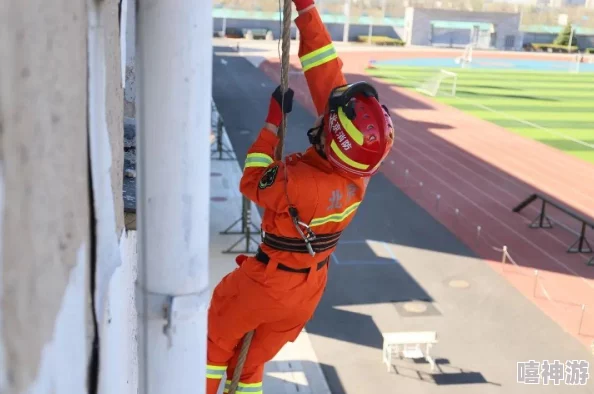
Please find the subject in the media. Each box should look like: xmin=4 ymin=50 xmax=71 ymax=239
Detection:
xmin=382 ymin=331 xmax=438 ymax=372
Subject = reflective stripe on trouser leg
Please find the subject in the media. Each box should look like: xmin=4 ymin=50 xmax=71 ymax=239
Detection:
xmin=224 ymin=380 xmax=263 ymax=394
xmin=206 ymin=364 xmax=227 ymax=394
xmin=207 ymin=364 xmax=227 ymax=379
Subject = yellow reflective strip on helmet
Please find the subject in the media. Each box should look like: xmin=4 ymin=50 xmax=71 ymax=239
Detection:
xmin=310 ymin=201 xmax=361 ymax=227
xmin=330 ymin=141 xmax=369 ymax=170
xmin=244 ymin=152 xmax=274 ymax=169
xmin=337 ymin=107 xmax=364 ymax=145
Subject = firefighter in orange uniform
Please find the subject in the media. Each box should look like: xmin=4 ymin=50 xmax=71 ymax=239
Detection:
xmin=206 ymin=1 xmax=395 ymax=393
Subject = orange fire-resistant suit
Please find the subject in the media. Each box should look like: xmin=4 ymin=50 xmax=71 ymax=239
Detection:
xmin=206 ymin=7 xmax=369 ymax=394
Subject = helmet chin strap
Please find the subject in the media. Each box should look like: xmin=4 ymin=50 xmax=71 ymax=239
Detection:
xmin=306 ymin=127 xmax=320 ymax=145
xmin=307 ymin=127 xmax=327 ymax=159
xmin=307 ymin=119 xmax=327 ymax=159
xmin=315 ymin=144 xmax=327 ymax=159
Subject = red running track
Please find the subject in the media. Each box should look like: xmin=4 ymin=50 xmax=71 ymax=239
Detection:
xmin=260 ymin=50 xmax=594 ymax=348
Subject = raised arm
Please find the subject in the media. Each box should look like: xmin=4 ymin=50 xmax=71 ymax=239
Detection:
xmin=294 ymin=1 xmax=347 ymax=116
xmin=240 ymin=86 xmax=298 ymax=212
xmin=240 ymin=128 xmax=296 ymax=212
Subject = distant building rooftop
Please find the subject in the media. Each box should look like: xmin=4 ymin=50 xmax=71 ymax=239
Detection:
xmin=212 ymin=7 xmax=594 ymax=34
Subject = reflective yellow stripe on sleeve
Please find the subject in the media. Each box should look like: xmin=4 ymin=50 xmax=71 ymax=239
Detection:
xmin=244 ymin=153 xmax=274 ymax=170
xmin=310 ymin=201 xmax=361 ymax=227
xmin=299 ymin=43 xmax=338 ymax=72
xmin=224 ymin=380 xmax=263 ymax=394
xmin=206 ymin=364 xmax=227 ymax=379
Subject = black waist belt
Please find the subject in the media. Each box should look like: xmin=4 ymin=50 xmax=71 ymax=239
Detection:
xmin=255 ymin=248 xmax=329 ymax=274
xmin=262 ymin=231 xmax=342 ymax=254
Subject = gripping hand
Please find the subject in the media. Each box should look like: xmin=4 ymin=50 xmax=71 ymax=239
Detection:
xmin=265 ymin=85 xmax=294 ymax=128
xmin=293 ymin=0 xmax=314 ymax=11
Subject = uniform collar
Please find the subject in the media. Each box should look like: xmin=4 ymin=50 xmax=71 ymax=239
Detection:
xmin=302 ymin=146 xmax=334 ymax=173
xmin=301 ymin=146 xmax=363 ymax=182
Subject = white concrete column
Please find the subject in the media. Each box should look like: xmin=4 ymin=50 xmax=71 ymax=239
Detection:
xmin=135 ymin=0 xmax=212 ymax=392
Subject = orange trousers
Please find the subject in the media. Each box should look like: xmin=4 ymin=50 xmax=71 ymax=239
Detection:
xmin=206 ymin=255 xmax=328 ymax=394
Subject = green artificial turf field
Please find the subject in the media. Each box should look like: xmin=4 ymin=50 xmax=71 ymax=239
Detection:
xmin=366 ymin=66 xmax=594 ymax=164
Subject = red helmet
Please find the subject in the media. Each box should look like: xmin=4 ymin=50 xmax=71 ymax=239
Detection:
xmin=322 ymin=82 xmax=394 ymax=177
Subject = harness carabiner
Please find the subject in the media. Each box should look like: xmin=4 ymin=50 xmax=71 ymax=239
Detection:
xmin=288 ymin=206 xmax=317 ymax=256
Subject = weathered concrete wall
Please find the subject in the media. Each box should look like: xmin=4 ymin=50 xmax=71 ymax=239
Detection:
xmin=124 ymin=0 xmax=136 ymax=118
xmin=98 ymin=230 xmax=138 ymax=394
xmin=90 ymin=0 xmax=140 ymax=385
xmin=103 ymin=0 xmax=125 ymax=236
xmin=0 ymin=0 xmax=127 ymax=392
xmin=0 ymin=1 xmax=91 ymax=392
xmin=87 ymin=0 xmax=133 ymax=391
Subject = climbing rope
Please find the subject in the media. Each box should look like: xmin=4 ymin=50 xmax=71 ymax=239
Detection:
xmin=275 ymin=0 xmax=292 ymax=160
xmin=227 ymin=1 xmax=292 ymax=393
xmin=227 ymin=330 xmax=254 ymax=394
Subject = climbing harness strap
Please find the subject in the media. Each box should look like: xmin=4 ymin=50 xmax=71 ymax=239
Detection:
xmin=262 ymin=230 xmax=341 ymax=254
xmin=255 ymin=248 xmax=329 ymax=273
